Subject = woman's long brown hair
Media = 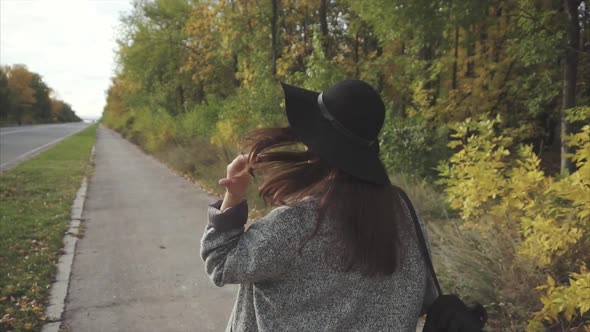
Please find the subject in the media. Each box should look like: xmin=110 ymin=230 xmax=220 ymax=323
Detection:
xmin=244 ymin=127 xmax=405 ymax=276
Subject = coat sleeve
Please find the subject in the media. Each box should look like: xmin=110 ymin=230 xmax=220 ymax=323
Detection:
xmin=200 ymin=199 xmax=306 ymax=287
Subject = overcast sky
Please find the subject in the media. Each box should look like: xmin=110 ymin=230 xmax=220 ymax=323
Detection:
xmin=1 ymin=0 xmax=133 ymax=120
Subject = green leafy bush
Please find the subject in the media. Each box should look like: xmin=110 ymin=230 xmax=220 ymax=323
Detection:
xmin=380 ymin=115 xmax=450 ymax=180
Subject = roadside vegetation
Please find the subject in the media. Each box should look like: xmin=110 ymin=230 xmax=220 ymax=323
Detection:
xmin=102 ymin=0 xmax=589 ymax=329
xmin=0 ymin=124 xmax=97 ymax=332
xmin=0 ymin=65 xmax=82 ymax=126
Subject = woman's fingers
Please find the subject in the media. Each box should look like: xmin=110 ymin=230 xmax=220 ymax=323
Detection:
xmin=220 ymin=154 xmax=251 ymax=197
xmin=233 ymin=168 xmax=250 ymax=179
xmin=236 ymin=153 xmax=248 ymax=165
xmin=227 ymin=154 xmax=249 ymax=176
xmin=219 ymin=172 xmax=248 ymax=186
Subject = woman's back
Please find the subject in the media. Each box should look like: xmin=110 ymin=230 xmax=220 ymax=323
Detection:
xmin=202 ymin=80 xmax=437 ymax=331
xmin=201 ymin=197 xmax=436 ymax=332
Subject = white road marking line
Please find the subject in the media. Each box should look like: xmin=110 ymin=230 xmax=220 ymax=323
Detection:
xmin=0 ymin=123 xmax=78 ymax=136
xmin=0 ymin=129 xmax=31 ymax=135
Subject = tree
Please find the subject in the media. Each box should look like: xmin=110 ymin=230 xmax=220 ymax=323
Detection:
xmin=0 ymin=67 xmax=15 ymax=123
xmin=30 ymin=73 xmax=52 ymax=121
xmin=6 ymin=65 xmax=36 ymax=125
xmin=182 ymin=1 xmax=236 ymax=99
xmin=561 ymin=0 xmax=583 ymax=174
xmin=271 ymin=0 xmax=281 ymax=75
xmin=117 ymin=0 xmax=193 ymax=113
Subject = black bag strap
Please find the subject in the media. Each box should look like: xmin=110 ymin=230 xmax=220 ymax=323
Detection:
xmin=395 ymin=186 xmax=442 ymax=296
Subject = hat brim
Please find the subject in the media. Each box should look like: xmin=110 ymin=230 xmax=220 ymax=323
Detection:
xmin=280 ymin=82 xmax=390 ymax=185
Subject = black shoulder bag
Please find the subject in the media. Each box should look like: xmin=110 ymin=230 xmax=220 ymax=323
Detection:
xmin=397 ymin=189 xmax=488 ymax=332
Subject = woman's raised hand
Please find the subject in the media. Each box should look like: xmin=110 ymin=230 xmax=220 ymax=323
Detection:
xmin=219 ymin=154 xmax=251 ymax=210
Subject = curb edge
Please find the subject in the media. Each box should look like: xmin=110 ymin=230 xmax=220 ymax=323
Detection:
xmin=41 ymin=143 xmax=95 ymax=332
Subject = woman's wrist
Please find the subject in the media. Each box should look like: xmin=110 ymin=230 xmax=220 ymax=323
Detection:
xmin=220 ymin=191 xmax=246 ymax=212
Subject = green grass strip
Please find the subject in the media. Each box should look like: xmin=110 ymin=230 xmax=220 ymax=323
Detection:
xmin=0 ymin=124 xmax=98 ymax=332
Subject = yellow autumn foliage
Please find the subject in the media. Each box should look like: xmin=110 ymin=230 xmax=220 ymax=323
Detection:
xmin=439 ymin=108 xmax=590 ymax=329
xmin=211 ymin=117 xmax=241 ymax=148
xmin=527 ymin=266 xmax=590 ymax=330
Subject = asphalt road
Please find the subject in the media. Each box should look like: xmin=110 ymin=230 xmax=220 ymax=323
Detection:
xmin=63 ymin=126 xmax=236 ymax=331
xmin=0 ymin=122 xmax=91 ymax=171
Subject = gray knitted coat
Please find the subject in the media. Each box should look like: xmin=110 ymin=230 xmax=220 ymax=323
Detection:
xmin=200 ymin=196 xmax=438 ymax=332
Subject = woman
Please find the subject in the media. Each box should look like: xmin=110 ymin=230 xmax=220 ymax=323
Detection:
xmin=200 ymin=80 xmax=438 ymax=331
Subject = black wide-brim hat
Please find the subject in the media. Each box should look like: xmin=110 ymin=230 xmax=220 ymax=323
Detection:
xmin=280 ymin=80 xmax=390 ymax=185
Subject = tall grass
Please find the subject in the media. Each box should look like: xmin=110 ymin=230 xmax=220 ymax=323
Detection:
xmin=389 ymin=173 xmax=451 ymax=220
xmin=429 ymin=221 xmax=545 ymax=330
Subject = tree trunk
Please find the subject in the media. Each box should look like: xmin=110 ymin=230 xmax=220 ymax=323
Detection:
xmin=452 ymin=26 xmax=459 ymax=89
xmin=271 ymin=0 xmax=280 ymax=76
xmin=353 ymin=33 xmax=360 ymax=78
xmin=319 ymin=0 xmax=329 ymax=56
xmin=176 ymin=85 xmax=185 ymax=112
xmin=561 ymin=0 xmax=580 ymax=174
xmin=303 ymin=7 xmax=309 ymax=56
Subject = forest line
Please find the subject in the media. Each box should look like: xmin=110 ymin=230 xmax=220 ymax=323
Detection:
xmin=0 ymin=65 xmax=82 ymax=126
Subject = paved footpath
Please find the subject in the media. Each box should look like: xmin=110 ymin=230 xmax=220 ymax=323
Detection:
xmin=63 ymin=125 xmax=236 ymax=331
